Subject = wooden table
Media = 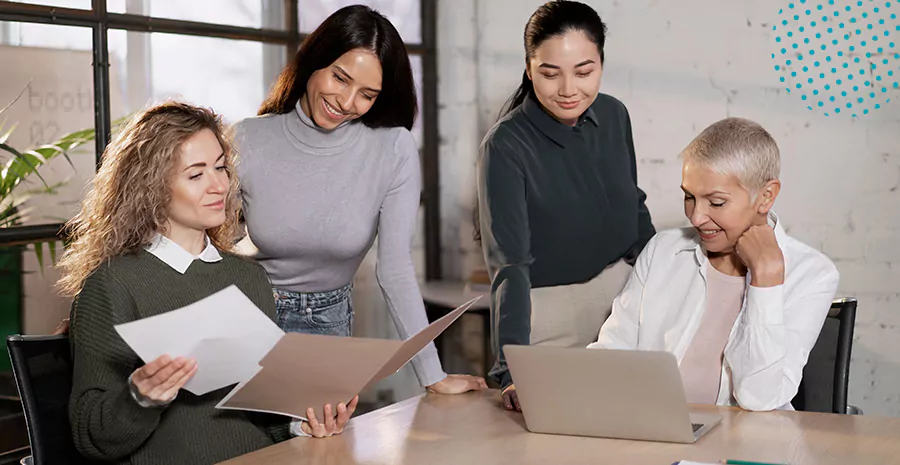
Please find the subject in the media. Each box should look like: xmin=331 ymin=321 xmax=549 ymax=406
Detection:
xmin=221 ymin=390 xmax=900 ymax=465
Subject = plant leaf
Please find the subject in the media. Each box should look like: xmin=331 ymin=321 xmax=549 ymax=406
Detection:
xmin=0 ymin=83 xmax=30 ymax=117
xmin=34 ymin=241 xmax=44 ymax=270
xmin=0 ymin=141 xmax=50 ymax=191
xmin=48 ymin=240 xmax=57 ymax=263
xmin=19 ymin=180 xmax=66 ymax=197
xmin=3 ymin=206 xmax=34 ymax=226
xmin=0 ymin=121 xmax=16 ymax=145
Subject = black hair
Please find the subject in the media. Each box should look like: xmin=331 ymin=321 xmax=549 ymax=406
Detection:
xmin=258 ymin=5 xmax=417 ymax=130
xmin=498 ymin=0 xmax=608 ymax=119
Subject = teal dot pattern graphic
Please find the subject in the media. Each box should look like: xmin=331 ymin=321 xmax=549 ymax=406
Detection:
xmin=772 ymin=0 xmax=900 ymax=116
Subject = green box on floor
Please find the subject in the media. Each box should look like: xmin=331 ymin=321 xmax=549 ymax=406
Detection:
xmin=0 ymin=247 xmax=23 ymax=372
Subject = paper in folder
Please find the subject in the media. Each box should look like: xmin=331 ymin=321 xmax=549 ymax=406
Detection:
xmin=114 ymin=284 xmax=480 ymax=421
xmin=216 ymin=295 xmax=480 ymax=420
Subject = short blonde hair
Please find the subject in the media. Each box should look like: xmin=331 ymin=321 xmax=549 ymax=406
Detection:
xmin=681 ymin=117 xmax=780 ymax=196
xmin=56 ymin=102 xmax=241 ymax=296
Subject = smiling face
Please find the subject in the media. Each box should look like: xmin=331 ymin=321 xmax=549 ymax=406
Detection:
xmin=526 ymin=30 xmax=603 ymax=126
xmin=165 ymin=128 xmax=230 ymax=238
xmin=681 ymin=160 xmax=778 ymax=253
xmin=300 ymin=48 xmax=383 ymax=130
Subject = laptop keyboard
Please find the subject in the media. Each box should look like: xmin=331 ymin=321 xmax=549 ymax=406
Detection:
xmin=691 ymin=423 xmax=703 ymax=433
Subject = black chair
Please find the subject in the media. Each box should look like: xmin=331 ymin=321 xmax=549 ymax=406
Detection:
xmin=6 ymin=335 xmax=83 ymax=465
xmin=792 ymin=298 xmax=859 ymax=414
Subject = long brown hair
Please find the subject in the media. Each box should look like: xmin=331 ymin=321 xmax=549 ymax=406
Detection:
xmin=258 ymin=5 xmax=417 ymax=130
xmin=56 ymin=102 xmax=241 ymax=296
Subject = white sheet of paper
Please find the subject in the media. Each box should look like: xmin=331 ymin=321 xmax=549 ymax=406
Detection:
xmin=182 ymin=335 xmax=273 ymax=395
xmin=114 ymin=285 xmax=284 ymax=395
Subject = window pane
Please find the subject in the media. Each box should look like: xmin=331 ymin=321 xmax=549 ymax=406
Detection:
xmin=0 ymin=22 xmax=98 ymax=228
xmin=299 ymin=0 xmax=421 ymax=44
xmin=108 ymin=30 xmax=285 ymax=124
xmin=0 ymin=23 xmax=95 ymax=365
xmin=108 ymin=0 xmax=286 ymax=30
xmin=3 ymin=0 xmax=90 ymax=10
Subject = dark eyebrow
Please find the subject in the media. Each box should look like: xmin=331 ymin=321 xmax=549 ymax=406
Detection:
xmin=183 ymin=153 xmax=225 ymax=172
xmin=538 ymin=60 xmax=594 ymax=70
xmin=334 ymin=65 xmax=382 ymax=94
xmin=334 ymin=65 xmax=352 ymax=81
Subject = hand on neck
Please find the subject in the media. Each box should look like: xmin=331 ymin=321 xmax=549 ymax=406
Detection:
xmin=708 ymin=213 xmax=771 ymax=277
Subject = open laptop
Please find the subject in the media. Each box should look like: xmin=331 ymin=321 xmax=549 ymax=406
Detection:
xmin=504 ymin=344 xmax=722 ymax=443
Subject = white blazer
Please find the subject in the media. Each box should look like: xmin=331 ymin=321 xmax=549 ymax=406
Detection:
xmin=588 ymin=212 xmax=839 ymax=411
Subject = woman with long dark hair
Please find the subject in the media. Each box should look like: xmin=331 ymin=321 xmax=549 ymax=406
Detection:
xmin=235 ymin=5 xmax=485 ymax=395
xmin=475 ymin=0 xmax=655 ymax=411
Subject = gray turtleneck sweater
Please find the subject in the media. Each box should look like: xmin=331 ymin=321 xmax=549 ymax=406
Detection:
xmin=232 ymin=104 xmax=445 ymax=387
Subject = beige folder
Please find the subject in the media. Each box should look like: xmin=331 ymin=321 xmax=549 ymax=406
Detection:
xmin=216 ymin=296 xmax=481 ymax=420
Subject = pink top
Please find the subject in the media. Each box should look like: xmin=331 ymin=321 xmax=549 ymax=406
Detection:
xmin=679 ymin=262 xmax=746 ymax=404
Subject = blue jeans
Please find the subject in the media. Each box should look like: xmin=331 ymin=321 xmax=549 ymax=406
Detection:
xmin=273 ymin=285 xmax=354 ymax=337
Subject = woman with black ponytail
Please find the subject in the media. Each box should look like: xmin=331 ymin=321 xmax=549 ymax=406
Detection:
xmin=475 ymin=0 xmax=655 ymax=411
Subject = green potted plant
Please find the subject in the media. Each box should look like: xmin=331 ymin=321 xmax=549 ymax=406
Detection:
xmin=0 ymin=87 xmax=99 ymax=371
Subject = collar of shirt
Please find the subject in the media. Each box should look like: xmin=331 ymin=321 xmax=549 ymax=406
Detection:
xmin=521 ymin=93 xmax=599 ymax=148
xmin=285 ymin=100 xmax=363 ymax=155
xmin=675 ymin=211 xmax=787 ymax=273
xmin=145 ymin=233 xmax=222 ymax=274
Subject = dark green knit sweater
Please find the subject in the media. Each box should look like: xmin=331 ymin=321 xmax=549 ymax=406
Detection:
xmin=68 ymin=250 xmax=291 ymax=465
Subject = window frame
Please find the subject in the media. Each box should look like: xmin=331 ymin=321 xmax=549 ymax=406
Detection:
xmin=0 ymin=0 xmax=443 ymax=279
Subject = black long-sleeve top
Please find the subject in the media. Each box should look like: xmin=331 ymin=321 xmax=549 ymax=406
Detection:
xmin=476 ymin=92 xmax=656 ymax=389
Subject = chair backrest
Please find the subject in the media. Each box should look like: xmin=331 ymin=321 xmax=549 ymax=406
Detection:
xmin=6 ymin=334 xmax=82 ymax=465
xmin=792 ymin=298 xmax=857 ymax=414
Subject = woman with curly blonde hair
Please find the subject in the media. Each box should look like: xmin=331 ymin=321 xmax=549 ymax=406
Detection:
xmin=57 ymin=101 xmax=356 ymax=465
xmin=57 ymin=103 xmax=242 ymax=297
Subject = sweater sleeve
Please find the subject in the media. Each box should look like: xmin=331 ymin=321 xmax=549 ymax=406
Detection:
xmin=476 ymin=132 xmax=533 ymax=390
xmin=237 ymin=257 xmax=292 ymax=441
xmin=374 ymin=129 xmax=447 ymax=387
xmin=68 ymin=266 xmax=166 ymax=461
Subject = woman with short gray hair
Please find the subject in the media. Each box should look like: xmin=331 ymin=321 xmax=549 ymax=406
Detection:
xmin=590 ymin=117 xmax=840 ymax=412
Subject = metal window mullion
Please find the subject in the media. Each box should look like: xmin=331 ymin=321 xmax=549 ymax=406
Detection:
xmin=0 ymin=224 xmax=66 ymax=246
xmin=420 ymin=0 xmax=440 ymax=281
xmin=0 ymin=3 xmax=296 ymax=44
xmin=0 ymin=3 xmax=426 ymax=49
xmin=91 ymin=0 xmax=110 ymax=167
xmin=0 ymin=1 xmax=98 ymax=27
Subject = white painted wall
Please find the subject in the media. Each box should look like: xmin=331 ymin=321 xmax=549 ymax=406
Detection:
xmin=436 ymin=0 xmax=900 ymax=417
